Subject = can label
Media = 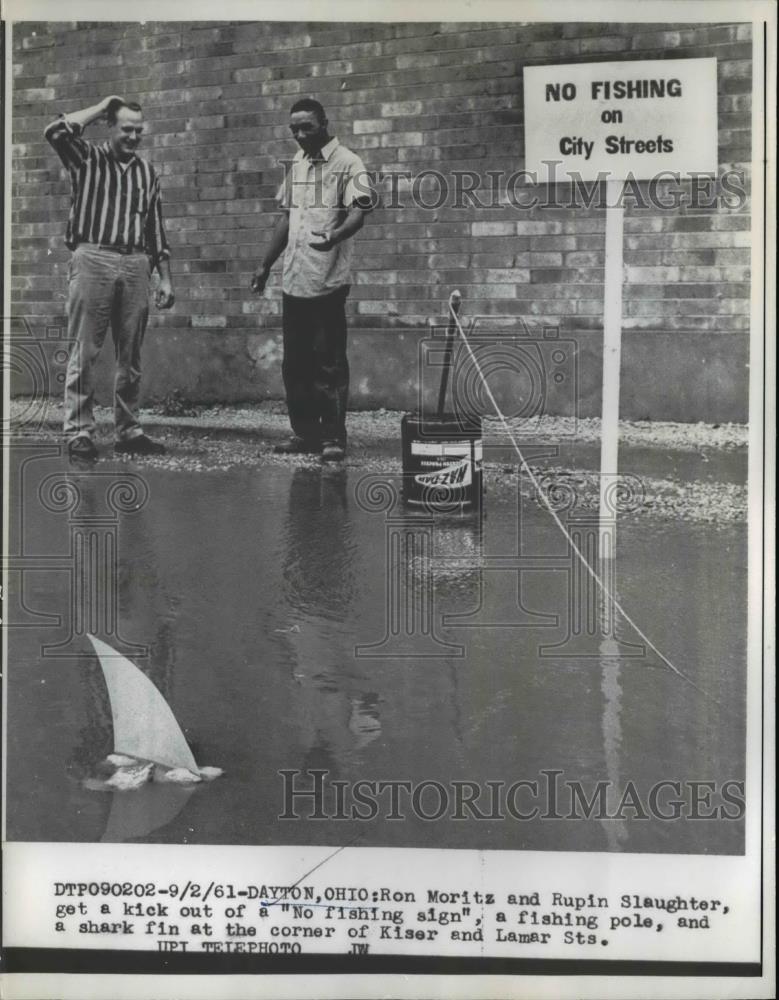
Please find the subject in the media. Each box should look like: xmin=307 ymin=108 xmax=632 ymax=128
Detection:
xmin=401 ymin=414 xmax=483 ymax=510
xmin=411 ymin=440 xmax=483 ymax=462
xmin=414 ymin=456 xmax=472 ymax=489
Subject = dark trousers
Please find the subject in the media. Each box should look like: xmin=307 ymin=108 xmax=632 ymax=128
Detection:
xmin=282 ymin=286 xmax=350 ymax=445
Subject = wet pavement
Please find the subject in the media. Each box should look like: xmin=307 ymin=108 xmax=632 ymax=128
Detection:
xmin=5 ymin=434 xmax=746 ymax=853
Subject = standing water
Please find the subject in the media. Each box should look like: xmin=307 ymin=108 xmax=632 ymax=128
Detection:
xmin=5 ymin=448 xmax=746 ymax=852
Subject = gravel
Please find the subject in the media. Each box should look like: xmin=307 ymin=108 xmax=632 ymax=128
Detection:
xmin=106 ymin=428 xmax=747 ymax=525
xmin=9 ymin=400 xmax=748 ymax=523
xmin=9 ymin=398 xmax=747 ymax=450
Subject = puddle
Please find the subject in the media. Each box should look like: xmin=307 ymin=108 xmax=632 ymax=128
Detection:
xmin=5 ymin=447 xmax=746 ymax=853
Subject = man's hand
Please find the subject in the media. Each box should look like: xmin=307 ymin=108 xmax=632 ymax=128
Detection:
xmin=62 ymin=96 xmax=126 ymax=132
xmin=309 ymin=229 xmax=339 ymax=252
xmin=251 ymin=265 xmax=271 ymax=295
xmin=155 ymin=279 xmax=175 ymax=310
xmin=101 ymin=95 xmax=125 ymax=118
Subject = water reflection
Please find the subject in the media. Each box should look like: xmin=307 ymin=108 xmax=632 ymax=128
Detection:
xmin=430 ymin=514 xmax=482 ymax=588
xmin=281 ymin=468 xmax=379 ymax=768
xmin=101 ymin=782 xmax=196 ymax=843
xmin=348 ymin=693 xmax=382 ymax=750
xmin=354 ymin=492 xmax=482 ymax=660
xmin=445 ymin=484 xmax=557 ymax=631
xmin=6 ymin=452 xmax=747 ymax=853
xmin=600 ymin=637 xmax=629 ymax=851
xmin=39 ymin=465 xmax=150 ymax=659
xmin=282 ymin=467 xmax=355 ymax=620
xmin=60 ymin=464 xmax=197 ymax=841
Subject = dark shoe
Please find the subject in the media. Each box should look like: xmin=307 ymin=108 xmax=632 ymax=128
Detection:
xmin=321 ymin=442 xmax=346 ymax=463
xmin=114 ymin=435 xmax=166 ymax=456
xmin=68 ymin=436 xmax=98 ymax=463
xmin=273 ymin=437 xmax=322 ymax=455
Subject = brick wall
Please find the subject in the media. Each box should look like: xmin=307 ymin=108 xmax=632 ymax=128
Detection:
xmin=11 ymin=20 xmax=753 ymax=420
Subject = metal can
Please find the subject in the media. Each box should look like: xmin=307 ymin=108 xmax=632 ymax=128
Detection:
xmin=401 ymin=413 xmax=483 ymax=511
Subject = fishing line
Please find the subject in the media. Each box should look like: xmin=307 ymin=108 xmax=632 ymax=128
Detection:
xmin=448 ymin=298 xmax=719 ymax=706
xmin=261 ymin=831 xmax=365 ymax=908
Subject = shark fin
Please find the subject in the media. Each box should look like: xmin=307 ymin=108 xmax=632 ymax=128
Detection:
xmin=87 ymin=634 xmax=199 ymax=775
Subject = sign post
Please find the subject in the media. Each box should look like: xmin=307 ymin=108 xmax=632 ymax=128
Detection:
xmin=599 ymin=177 xmax=625 ymax=564
xmin=523 ymin=57 xmax=718 ymax=568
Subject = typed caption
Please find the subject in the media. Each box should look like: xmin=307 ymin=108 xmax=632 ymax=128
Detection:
xmin=3 ymin=842 xmax=760 ymax=963
xmin=50 ymin=880 xmax=732 ymax=955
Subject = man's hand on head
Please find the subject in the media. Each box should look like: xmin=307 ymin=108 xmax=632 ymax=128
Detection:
xmin=101 ymin=95 xmax=125 ymax=118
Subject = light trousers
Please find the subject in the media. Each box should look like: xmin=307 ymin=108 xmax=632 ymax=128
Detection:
xmin=64 ymin=244 xmax=152 ymax=442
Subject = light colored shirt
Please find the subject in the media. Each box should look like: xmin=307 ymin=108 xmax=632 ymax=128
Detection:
xmin=277 ymin=137 xmax=370 ymax=298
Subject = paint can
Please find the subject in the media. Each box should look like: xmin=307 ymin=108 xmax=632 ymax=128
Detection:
xmin=401 ymin=413 xmax=483 ymax=511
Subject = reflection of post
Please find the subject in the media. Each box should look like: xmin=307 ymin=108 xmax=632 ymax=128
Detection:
xmin=600 ymin=637 xmax=628 ymax=851
xmin=539 ymin=504 xmax=645 ymax=658
xmin=354 ymin=475 xmax=462 ymax=659
xmin=571 ymin=518 xmax=599 ymax=642
xmin=599 ymin=522 xmax=618 ymax=639
xmin=39 ymin=473 xmax=149 ymax=658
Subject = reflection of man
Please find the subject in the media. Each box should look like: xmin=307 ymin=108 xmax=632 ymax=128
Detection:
xmin=282 ymin=467 xmax=353 ymax=615
xmin=45 ymin=96 xmax=175 ymax=463
xmin=279 ymin=467 xmax=377 ymax=774
xmin=252 ymin=98 xmax=371 ymax=462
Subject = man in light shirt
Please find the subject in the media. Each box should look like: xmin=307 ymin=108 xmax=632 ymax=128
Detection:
xmin=252 ymin=98 xmax=372 ymax=462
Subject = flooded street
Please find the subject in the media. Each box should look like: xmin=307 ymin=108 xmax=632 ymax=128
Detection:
xmin=6 ymin=443 xmax=746 ymax=854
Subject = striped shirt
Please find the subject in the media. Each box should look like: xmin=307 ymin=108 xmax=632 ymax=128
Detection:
xmin=44 ymin=116 xmax=170 ymax=263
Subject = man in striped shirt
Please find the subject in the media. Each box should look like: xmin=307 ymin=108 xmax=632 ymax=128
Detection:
xmin=45 ymin=95 xmax=175 ymax=461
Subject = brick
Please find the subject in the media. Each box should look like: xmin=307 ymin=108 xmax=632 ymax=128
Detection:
xmin=630 ymin=30 xmax=683 ymax=50
xmin=471 ymin=222 xmax=514 ymax=237
xmin=719 ymin=60 xmax=753 ymax=79
xmin=355 ymin=271 xmax=398 ymax=285
xmin=185 ymin=115 xmax=225 ymax=131
xmin=530 ymin=268 xmax=569 ymax=284
xmin=564 ymin=252 xmax=602 ymax=267
xmin=516 ymin=221 xmax=565 ymax=235
xmin=379 ymin=132 xmax=424 ymax=148
xmin=529 ymin=253 xmax=564 ymax=267
xmin=579 ymin=36 xmax=630 ymax=54
xmin=353 ymin=119 xmax=393 ymax=134
xmin=625 ymin=266 xmax=681 ymax=283
xmin=523 ymin=39 xmax=581 ymax=60
xmin=516 ymin=284 xmax=601 ymax=300
xmin=21 ymin=32 xmax=56 ymax=50
xmin=396 ymin=52 xmax=440 ymax=70
xmin=380 ymin=100 xmax=423 ymax=117
xmin=357 ymin=301 xmax=395 ymax=315
xmin=11 ymin=19 xmax=755 ymax=353
xmin=15 ymin=86 xmax=56 ymax=102
xmin=483 ymin=269 xmax=530 ymax=284
xmin=232 ymin=67 xmax=274 ymax=84
xmin=191 ymin=315 xmax=227 ymax=328
xmin=679 ymin=266 xmax=750 ymax=282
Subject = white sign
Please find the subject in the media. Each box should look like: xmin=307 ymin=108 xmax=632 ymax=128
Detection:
xmin=524 ymin=58 xmax=718 ymax=182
